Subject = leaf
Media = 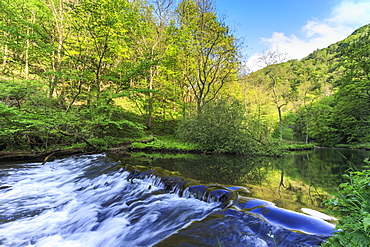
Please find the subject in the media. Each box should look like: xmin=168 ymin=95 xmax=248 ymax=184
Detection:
xmin=363 ymin=217 xmax=370 ymax=231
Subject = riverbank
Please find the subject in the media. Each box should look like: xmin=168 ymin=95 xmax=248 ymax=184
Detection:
xmin=0 ymin=136 xmax=307 ymax=163
xmin=1 ymin=135 xmax=367 ymax=163
xmin=0 ymin=137 xmax=208 ymax=163
xmin=0 ymin=148 xmax=96 ymax=163
xmin=332 ymin=143 xmax=370 ymax=151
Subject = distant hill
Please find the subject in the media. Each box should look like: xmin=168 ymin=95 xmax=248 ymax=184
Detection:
xmin=240 ymin=23 xmax=370 ymax=145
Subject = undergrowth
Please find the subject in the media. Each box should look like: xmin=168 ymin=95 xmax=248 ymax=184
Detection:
xmin=130 ymin=136 xmax=200 ymax=151
xmin=322 ymin=158 xmax=370 ymax=246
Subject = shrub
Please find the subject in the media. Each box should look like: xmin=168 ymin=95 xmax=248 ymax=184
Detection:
xmin=176 ymin=99 xmax=260 ymax=155
xmin=322 ymin=159 xmax=370 ymax=246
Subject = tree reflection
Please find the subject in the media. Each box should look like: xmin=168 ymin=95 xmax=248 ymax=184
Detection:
xmin=108 ymin=148 xmax=370 ymax=213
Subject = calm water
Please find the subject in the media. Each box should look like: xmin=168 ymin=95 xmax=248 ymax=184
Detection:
xmin=0 ymin=148 xmax=368 ymax=246
xmin=109 ymin=147 xmax=370 ymax=212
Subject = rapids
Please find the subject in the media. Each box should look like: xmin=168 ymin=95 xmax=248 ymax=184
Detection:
xmin=0 ymin=154 xmax=335 ymax=246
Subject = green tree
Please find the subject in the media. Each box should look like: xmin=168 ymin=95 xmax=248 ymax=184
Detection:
xmin=64 ymin=0 xmax=127 ymax=104
xmin=334 ymin=30 xmax=370 ymax=144
xmin=128 ymin=0 xmax=179 ymax=130
xmin=241 ymin=71 xmax=276 ymax=142
xmin=176 ymin=0 xmax=239 ymax=113
xmin=291 ymin=59 xmax=329 ymax=143
xmin=301 ymin=96 xmax=341 ymax=146
xmin=39 ymin=0 xmax=66 ymax=98
xmin=265 ymin=62 xmax=294 ymax=140
xmin=255 ymin=50 xmax=293 ymax=140
xmin=0 ymin=0 xmax=50 ymax=78
xmin=176 ymin=98 xmax=261 ymax=154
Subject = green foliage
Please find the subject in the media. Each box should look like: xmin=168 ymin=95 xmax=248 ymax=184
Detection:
xmin=280 ymin=142 xmax=315 ymax=151
xmin=333 ymin=29 xmax=370 ymax=144
xmin=131 ymin=136 xmax=200 ymax=151
xmin=1 ymin=0 xmax=370 ymax=151
xmin=176 ymin=0 xmax=240 ymax=112
xmin=176 ymin=99 xmax=265 ymax=155
xmin=295 ymin=96 xmax=343 ymax=146
xmin=271 ymin=112 xmax=297 ymax=141
xmin=243 ymin=24 xmax=370 ymax=146
xmin=0 ymin=78 xmax=145 ymax=151
xmin=323 ymin=160 xmax=370 ymax=246
xmin=79 ymin=104 xmax=145 ymax=139
xmin=290 ymin=26 xmax=370 ymax=147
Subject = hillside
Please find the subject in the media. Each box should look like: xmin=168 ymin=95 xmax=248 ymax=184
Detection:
xmin=241 ymin=23 xmax=370 ymax=146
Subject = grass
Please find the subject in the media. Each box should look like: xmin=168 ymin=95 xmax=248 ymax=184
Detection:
xmin=335 ymin=143 xmax=370 ymax=150
xmin=130 ymin=135 xmax=200 ymax=151
xmin=130 ymin=136 xmax=318 ymax=156
xmin=279 ymin=141 xmax=316 ymax=151
xmin=281 ymin=143 xmax=316 ymax=151
xmin=130 ymin=152 xmax=197 ymax=159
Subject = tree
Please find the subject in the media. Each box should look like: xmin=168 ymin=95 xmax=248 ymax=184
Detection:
xmin=301 ymin=96 xmax=342 ymax=146
xmin=0 ymin=0 xmax=50 ymax=78
xmin=291 ymin=59 xmax=329 ymax=143
xmin=255 ymin=49 xmax=291 ymax=140
xmin=176 ymin=0 xmax=239 ymax=113
xmin=128 ymin=0 xmax=178 ymax=130
xmin=334 ymin=31 xmax=370 ymax=143
xmin=40 ymin=0 xmax=66 ymax=98
xmin=241 ymin=71 xmax=276 ymax=142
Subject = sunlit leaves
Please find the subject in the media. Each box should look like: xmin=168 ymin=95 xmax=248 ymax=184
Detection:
xmin=176 ymin=0 xmax=240 ymax=112
xmin=176 ymin=98 xmax=265 ymax=155
xmin=323 ymin=166 xmax=370 ymax=246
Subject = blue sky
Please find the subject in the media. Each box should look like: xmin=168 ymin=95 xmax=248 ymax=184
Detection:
xmin=213 ymin=0 xmax=370 ymax=71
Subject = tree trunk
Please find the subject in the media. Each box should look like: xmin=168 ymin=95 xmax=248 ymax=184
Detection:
xmin=305 ymin=121 xmax=309 ymax=144
xmin=24 ymin=10 xmax=36 ymax=80
xmin=277 ymin=106 xmax=283 ymax=141
xmin=25 ymin=30 xmax=30 ymax=80
xmin=147 ymin=68 xmax=154 ymax=130
xmin=48 ymin=0 xmax=64 ymax=98
xmin=2 ymin=31 xmax=8 ymax=73
xmin=95 ymin=41 xmax=109 ymax=102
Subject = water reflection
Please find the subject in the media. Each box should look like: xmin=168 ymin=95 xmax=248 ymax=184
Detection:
xmin=107 ymin=148 xmax=370 ymax=214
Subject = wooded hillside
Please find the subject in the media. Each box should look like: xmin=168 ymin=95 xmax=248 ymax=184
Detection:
xmin=241 ymin=24 xmax=370 ymax=147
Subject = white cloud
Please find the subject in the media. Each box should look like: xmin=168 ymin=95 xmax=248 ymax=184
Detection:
xmin=331 ymin=0 xmax=370 ymax=26
xmin=245 ymin=0 xmax=370 ymax=72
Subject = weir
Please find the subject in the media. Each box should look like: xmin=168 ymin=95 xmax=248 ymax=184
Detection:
xmin=0 ymin=154 xmax=335 ymax=246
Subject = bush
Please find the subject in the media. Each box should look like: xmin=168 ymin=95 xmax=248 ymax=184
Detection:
xmin=0 ymin=84 xmax=146 ymax=150
xmin=322 ymin=159 xmax=370 ymax=246
xmin=176 ymin=99 xmax=260 ymax=155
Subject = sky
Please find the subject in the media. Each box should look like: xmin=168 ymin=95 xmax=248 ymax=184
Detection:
xmin=213 ymin=0 xmax=370 ymax=71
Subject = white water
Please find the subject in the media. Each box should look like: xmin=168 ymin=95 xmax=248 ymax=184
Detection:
xmin=0 ymin=153 xmax=336 ymax=247
xmin=0 ymin=154 xmax=219 ymax=247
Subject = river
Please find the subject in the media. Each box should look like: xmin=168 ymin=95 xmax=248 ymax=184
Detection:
xmin=0 ymin=148 xmax=369 ymax=246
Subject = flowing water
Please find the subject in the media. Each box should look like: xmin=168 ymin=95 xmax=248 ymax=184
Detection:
xmin=1 ymin=148 xmax=368 ymax=247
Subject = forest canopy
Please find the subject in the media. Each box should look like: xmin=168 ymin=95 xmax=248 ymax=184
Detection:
xmin=0 ymin=0 xmax=369 ymax=153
